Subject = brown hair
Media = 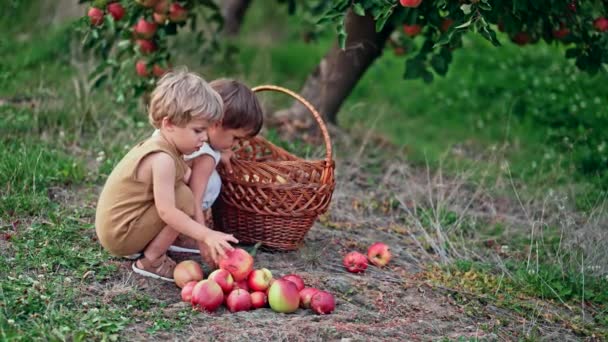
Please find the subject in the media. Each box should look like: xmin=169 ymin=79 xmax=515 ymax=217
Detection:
xmin=149 ymin=68 xmax=223 ymax=128
xmin=209 ymin=79 xmax=263 ymax=136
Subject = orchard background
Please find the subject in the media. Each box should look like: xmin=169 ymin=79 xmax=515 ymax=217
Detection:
xmin=1 ymin=0 xmax=608 ymax=340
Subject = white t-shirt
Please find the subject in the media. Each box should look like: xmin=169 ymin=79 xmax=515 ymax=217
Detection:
xmin=152 ymin=129 xmax=222 ymax=209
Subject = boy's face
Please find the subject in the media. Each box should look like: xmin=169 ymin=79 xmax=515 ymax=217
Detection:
xmin=208 ymin=123 xmax=250 ymax=151
xmin=163 ymin=117 xmax=210 ymax=155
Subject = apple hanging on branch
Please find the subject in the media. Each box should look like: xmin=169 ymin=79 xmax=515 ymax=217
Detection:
xmin=77 ymin=0 xmax=224 ymax=103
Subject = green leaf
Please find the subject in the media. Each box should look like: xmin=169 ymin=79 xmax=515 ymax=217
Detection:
xmin=337 ymin=21 xmax=347 ymax=49
xmin=353 ymin=3 xmax=365 ymax=16
xmin=430 ymin=54 xmax=448 ymax=75
xmin=460 ymin=4 xmax=472 ymax=15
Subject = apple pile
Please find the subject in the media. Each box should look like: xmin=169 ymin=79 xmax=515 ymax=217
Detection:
xmin=343 ymin=242 xmax=392 ymax=273
xmin=174 ymin=248 xmax=336 ymax=315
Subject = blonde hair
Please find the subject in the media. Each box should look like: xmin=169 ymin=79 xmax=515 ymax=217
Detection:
xmin=148 ymin=68 xmax=223 ymax=128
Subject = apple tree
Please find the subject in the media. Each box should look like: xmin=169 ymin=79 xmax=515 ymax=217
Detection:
xmin=274 ymin=0 xmax=608 ymax=124
xmin=77 ymin=0 xmax=224 ymax=102
xmin=78 ymin=0 xmax=608 ymax=119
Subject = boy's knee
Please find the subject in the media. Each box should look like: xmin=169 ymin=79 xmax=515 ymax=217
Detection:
xmin=175 ymin=183 xmax=195 ymax=216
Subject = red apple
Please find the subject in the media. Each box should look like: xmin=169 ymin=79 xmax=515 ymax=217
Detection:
xmin=154 ymin=0 xmax=170 ymax=13
xmin=367 ymin=242 xmax=392 ymax=267
xmin=267 ymin=279 xmax=300 ymax=313
xmin=299 ymin=287 xmax=319 ymax=309
xmin=152 ymin=64 xmax=169 ymax=77
xmin=403 ymin=24 xmax=422 ymax=37
xmin=393 ymin=46 xmax=406 ymax=56
xmin=226 ymin=289 xmax=252 ymax=313
xmin=135 ymin=60 xmax=149 ymax=77
xmin=553 ymin=26 xmax=570 ymax=39
xmin=511 ymin=32 xmax=531 ymax=45
xmin=173 ymin=260 xmax=204 ymax=288
xmin=247 ymin=268 xmax=273 ymax=292
xmin=153 ymin=12 xmax=167 ymax=24
xmin=281 ymin=274 xmax=304 ymax=291
xmin=169 ymin=3 xmax=188 ymax=22
xmin=181 ymin=280 xmax=197 ymax=302
xmin=310 ymin=291 xmax=335 ymax=315
xmin=400 ymin=0 xmax=422 ymax=8
xmin=134 ymin=18 xmax=158 ymax=39
xmin=107 ymin=2 xmax=125 ymax=21
xmin=594 ymin=17 xmax=608 ymax=32
xmin=343 ymin=251 xmax=368 ymax=273
xmin=135 ymin=0 xmax=159 ymax=8
xmin=250 ymin=291 xmax=268 ymax=309
xmin=219 ymin=248 xmax=254 ymax=282
xmin=136 ymin=39 xmax=156 ymax=54
xmin=191 ymin=279 xmax=224 ymax=312
xmin=234 ymin=279 xmax=249 ymax=292
xmin=207 ymin=269 xmax=234 ymax=294
xmin=88 ymin=7 xmax=104 ymax=26
xmin=440 ymin=18 xmax=453 ymax=32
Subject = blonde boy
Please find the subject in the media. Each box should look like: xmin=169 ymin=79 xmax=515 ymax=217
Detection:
xmin=95 ymin=69 xmax=238 ymax=281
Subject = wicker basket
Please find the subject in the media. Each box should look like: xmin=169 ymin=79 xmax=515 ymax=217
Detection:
xmin=212 ymin=85 xmax=335 ymax=251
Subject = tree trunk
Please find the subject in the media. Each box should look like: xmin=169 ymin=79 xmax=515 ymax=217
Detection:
xmin=221 ymin=0 xmax=252 ymax=36
xmin=275 ymin=9 xmax=394 ymax=126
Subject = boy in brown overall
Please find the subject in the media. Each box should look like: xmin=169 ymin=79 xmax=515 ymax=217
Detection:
xmin=95 ymin=69 xmax=238 ymax=281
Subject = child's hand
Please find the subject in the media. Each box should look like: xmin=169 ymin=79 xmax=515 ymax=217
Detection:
xmin=220 ymin=150 xmax=234 ymax=174
xmin=201 ymin=229 xmax=238 ymax=265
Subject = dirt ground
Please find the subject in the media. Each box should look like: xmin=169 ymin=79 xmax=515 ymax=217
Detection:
xmin=82 ymin=136 xmax=591 ymax=341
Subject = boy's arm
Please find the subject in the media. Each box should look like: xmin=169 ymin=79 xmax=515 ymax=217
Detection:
xmin=189 ymin=155 xmax=215 ymax=223
xmin=151 ymin=153 xmax=237 ymax=257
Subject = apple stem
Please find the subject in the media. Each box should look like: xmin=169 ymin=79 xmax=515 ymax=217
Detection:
xmin=248 ymin=242 xmax=263 ymax=257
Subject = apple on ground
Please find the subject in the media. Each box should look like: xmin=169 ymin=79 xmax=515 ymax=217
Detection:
xmin=88 ymin=7 xmax=104 ymax=26
xmin=234 ymin=279 xmax=249 ymax=292
xmin=268 ymin=279 xmax=300 ymax=313
xmin=207 ymin=269 xmax=234 ymax=294
xmin=107 ymin=2 xmax=125 ymax=21
xmin=169 ymin=3 xmax=188 ymax=22
xmin=299 ymin=287 xmax=319 ymax=309
xmin=191 ymin=279 xmax=224 ymax=312
xmin=247 ymin=268 xmax=273 ymax=292
xmin=367 ymin=242 xmax=392 ymax=267
xmin=219 ymin=248 xmax=254 ymax=282
xmin=226 ymin=289 xmax=252 ymax=313
xmin=181 ymin=281 xmax=197 ymax=302
xmin=400 ymin=0 xmax=422 ymax=8
xmin=281 ymin=274 xmax=304 ymax=291
xmin=343 ymin=251 xmax=368 ymax=273
xmin=310 ymin=291 xmax=335 ymax=315
xmin=250 ymin=291 xmax=268 ymax=309
xmin=173 ymin=260 xmax=204 ymax=288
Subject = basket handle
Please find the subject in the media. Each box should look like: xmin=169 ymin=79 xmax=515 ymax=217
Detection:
xmin=252 ymin=85 xmax=333 ymax=165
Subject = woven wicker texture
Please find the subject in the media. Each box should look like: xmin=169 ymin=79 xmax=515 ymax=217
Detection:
xmin=212 ymin=85 xmax=335 ymax=251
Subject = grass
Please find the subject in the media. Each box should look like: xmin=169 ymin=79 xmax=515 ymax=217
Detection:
xmin=1 ymin=1 xmax=607 ymax=339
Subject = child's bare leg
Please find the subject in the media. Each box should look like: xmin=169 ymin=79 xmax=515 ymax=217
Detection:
xmin=132 ymin=225 xmax=180 ymax=281
xmin=143 ymin=225 xmax=180 ymax=261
